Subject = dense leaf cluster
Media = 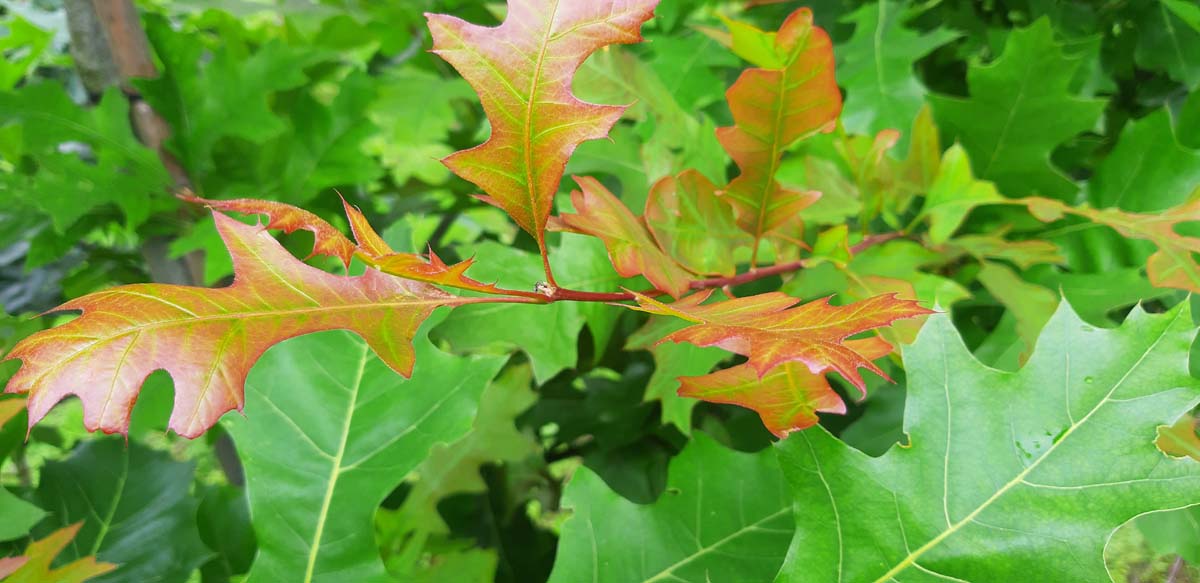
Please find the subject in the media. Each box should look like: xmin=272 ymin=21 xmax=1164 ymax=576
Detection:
xmin=1 ymin=0 xmax=1199 ymax=581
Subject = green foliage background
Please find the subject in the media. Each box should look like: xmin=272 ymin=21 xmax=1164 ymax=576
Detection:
xmin=1 ymin=0 xmax=1199 ymax=580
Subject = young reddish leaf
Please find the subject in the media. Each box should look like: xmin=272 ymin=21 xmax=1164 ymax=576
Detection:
xmin=555 ymin=176 xmax=692 ymax=298
xmin=179 ymin=193 xmax=356 ymax=266
xmin=1156 ymin=415 xmax=1200 ymax=461
xmin=340 ymin=198 xmax=539 ymax=298
xmin=339 ymin=197 xmax=394 ymax=257
xmin=1 ymin=523 xmax=116 ymax=583
xmin=644 ymin=170 xmax=753 ymax=277
xmin=717 ymin=8 xmax=841 ymax=255
xmin=680 ymin=336 xmax=893 ymax=437
xmin=3 ymin=213 xmax=496 ymax=438
xmin=630 ymin=289 xmax=931 ymax=388
xmin=427 ymin=0 xmax=658 ymax=262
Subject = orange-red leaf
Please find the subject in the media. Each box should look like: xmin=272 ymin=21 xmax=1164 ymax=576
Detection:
xmin=1 ymin=523 xmax=116 ymax=583
xmin=680 ymin=336 xmax=893 ymax=437
xmin=717 ymin=8 xmax=841 ymax=250
xmin=3 ymin=213 xmax=484 ymax=438
xmin=644 ymin=170 xmax=753 ymax=277
xmin=341 ymin=198 xmax=540 ymax=299
xmin=556 ymin=176 xmax=692 ymax=298
xmin=631 ymin=290 xmax=930 ymax=388
xmin=179 ymin=193 xmax=356 ymax=266
xmin=427 ymin=0 xmax=657 ymax=251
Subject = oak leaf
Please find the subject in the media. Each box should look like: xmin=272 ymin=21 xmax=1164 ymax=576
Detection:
xmin=555 ymin=176 xmax=692 ymax=298
xmin=717 ymin=8 xmax=841 ymax=253
xmin=179 ymin=193 xmax=357 ymax=266
xmin=3 ymin=213 xmax=488 ymax=438
xmin=680 ymin=336 xmax=894 ymax=437
xmin=341 ymin=200 xmax=538 ymax=299
xmin=427 ymin=0 xmax=657 ymax=255
xmin=630 ymin=290 xmax=931 ymax=388
xmin=0 ymin=523 xmax=115 ymax=583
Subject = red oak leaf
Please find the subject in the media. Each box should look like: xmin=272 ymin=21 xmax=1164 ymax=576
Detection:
xmin=178 ymin=192 xmax=356 ymax=266
xmin=630 ymin=290 xmax=930 ymax=388
xmin=555 ymin=176 xmax=692 ymax=298
xmin=341 ymin=199 xmax=541 ymax=299
xmin=718 ymin=8 xmax=841 ymax=256
xmin=3 ymin=213 xmax=492 ymax=438
xmin=679 ymin=336 xmax=893 ymax=437
xmin=427 ymin=0 xmax=658 ymax=260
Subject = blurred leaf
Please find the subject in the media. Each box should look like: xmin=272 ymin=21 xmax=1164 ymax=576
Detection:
xmin=0 ymin=15 xmax=53 ymax=90
xmin=34 ymin=439 xmax=212 ymax=583
xmin=627 ymin=316 xmax=728 ymax=435
xmin=930 ymin=19 xmax=1105 ymax=200
xmin=1133 ymin=1 xmax=1200 ymax=88
xmin=548 ymin=433 xmax=792 ymax=583
xmin=977 ymin=261 xmax=1057 ymax=361
xmin=223 ymin=326 xmax=506 ymax=581
xmin=366 ymin=68 xmax=473 ymax=185
xmin=1137 ymin=505 xmax=1200 ymax=563
xmin=394 ymin=364 xmax=537 ymax=537
xmin=0 ymin=488 xmax=43 ymax=543
xmin=1 ymin=524 xmax=115 ymax=583
xmin=0 ymin=84 xmax=171 ymax=231
xmin=1088 ymin=108 xmax=1200 ymax=212
xmin=196 ymin=485 xmax=255 ymax=582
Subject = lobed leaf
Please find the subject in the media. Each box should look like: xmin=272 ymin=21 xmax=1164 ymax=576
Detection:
xmin=929 ymin=18 xmax=1105 ymax=199
xmin=548 ymin=433 xmax=792 ymax=583
xmin=427 ymin=0 xmax=657 ymax=257
xmin=775 ymin=301 xmax=1200 ymax=581
xmin=179 ymin=193 xmax=357 ymax=266
xmin=3 ymin=213 xmax=490 ymax=438
xmin=680 ymin=336 xmax=893 ymax=437
xmin=1 ymin=524 xmax=116 ymax=583
xmin=555 ymin=176 xmax=692 ymax=298
xmin=717 ymin=8 xmax=841 ymax=255
xmin=630 ymin=290 xmax=931 ymax=389
xmin=225 ymin=328 xmax=506 ymax=581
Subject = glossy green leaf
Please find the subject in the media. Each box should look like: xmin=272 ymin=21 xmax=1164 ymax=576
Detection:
xmin=775 ymin=302 xmax=1200 ymax=581
xmin=549 ymin=433 xmax=793 ymax=583
xmin=224 ymin=325 xmax=506 ymax=582
xmin=1133 ymin=1 xmax=1200 ymax=88
xmin=34 ymin=438 xmax=212 ymax=583
xmin=930 ymin=18 xmax=1105 ymax=199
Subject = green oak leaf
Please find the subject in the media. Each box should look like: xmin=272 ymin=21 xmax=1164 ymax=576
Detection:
xmin=223 ymin=324 xmax=505 ymax=582
xmin=1133 ymin=1 xmax=1200 ymax=88
xmin=977 ymin=261 xmax=1058 ymax=361
xmin=918 ymin=144 xmax=1002 ymax=244
xmin=366 ymin=68 xmax=474 ymax=185
xmin=136 ymin=14 xmax=325 ymax=188
xmin=0 ymin=488 xmax=43 ymax=542
xmin=34 ymin=438 xmax=213 ymax=583
xmin=0 ymin=15 xmax=53 ymax=91
xmin=0 ymin=83 xmax=172 ymax=231
xmin=548 ymin=433 xmax=793 ymax=583
xmin=1137 ymin=505 xmax=1200 ymax=564
xmin=837 ymin=1 xmax=959 ymax=150
xmin=930 ymin=18 xmax=1105 ymax=200
xmin=775 ymin=301 xmax=1200 ymax=582
xmin=646 ymin=32 xmax=736 ymax=111
xmin=1088 ymin=108 xmax=1200 ymax=212
xmin=1027 ymin=266 xmax=1173 ymax=327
